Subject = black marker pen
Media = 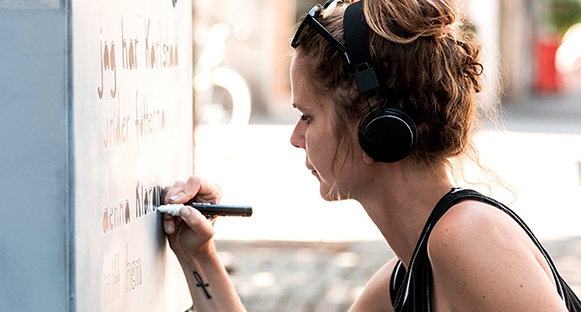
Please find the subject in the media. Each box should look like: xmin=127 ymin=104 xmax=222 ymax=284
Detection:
xmin=157 ymin=203 xmax=252 ymax=217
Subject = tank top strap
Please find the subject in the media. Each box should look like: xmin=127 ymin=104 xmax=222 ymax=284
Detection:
xmin=390 ymin=188 xmax=474 ymax=311
xmin=389 ymin=188 xmax=580 ymax=311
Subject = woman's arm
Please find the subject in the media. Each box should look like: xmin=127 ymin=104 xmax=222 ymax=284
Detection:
xmin=163 ymin=175 xmax=246 ymax=312
xmin=170 ymin=207 xmax=246 ymax=311
xmin=349 ymin=257 xmax=398 ymax=312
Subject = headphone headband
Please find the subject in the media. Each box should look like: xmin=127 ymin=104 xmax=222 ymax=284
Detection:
xmin=343 ymin=1 xmax=380 ymax=94
xmin=343 ymin=0 xmax=417 ymax=163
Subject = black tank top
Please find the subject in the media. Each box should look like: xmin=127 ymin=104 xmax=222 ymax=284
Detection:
xmin=389 ymin=188 xmax=581 ymax=311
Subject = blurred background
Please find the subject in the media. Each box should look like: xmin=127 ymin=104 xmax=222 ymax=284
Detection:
xmin=191 ymin=0 xmax=581 ymax=121
xmin=188 ymin=0 xmax=581 ymax=310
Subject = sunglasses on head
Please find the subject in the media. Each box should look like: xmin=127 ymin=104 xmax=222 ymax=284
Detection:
xmin=291 ymin=0 xmax=351 ymax=63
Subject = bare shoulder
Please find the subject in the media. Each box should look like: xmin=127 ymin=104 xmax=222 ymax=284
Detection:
xmin=427 ymin=200 xmax=567 ymax=311
xmin=349 ymin=257 xmax=398 ymax=312
xmin=428 ymin=199 xmax=524 ymax=253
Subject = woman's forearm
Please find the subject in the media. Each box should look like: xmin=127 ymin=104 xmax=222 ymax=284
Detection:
xmin=177 ymin=242 xmax=246 ymax=312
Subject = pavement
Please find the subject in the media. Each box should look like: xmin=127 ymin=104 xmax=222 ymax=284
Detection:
xmin=191 ymin=92 xmax=581 ymax=311
xmin=209 ymin=238 xmax=581 ymax=312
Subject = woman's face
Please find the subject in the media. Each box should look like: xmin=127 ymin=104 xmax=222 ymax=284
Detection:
xmin=289 ymin=56 xmax=355 ymax=200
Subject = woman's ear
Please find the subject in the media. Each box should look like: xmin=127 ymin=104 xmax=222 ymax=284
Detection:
xmin=362 ymin=150 xmax=374 ymax=165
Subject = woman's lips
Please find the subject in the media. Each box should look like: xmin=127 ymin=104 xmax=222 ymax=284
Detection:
xmin=307 ymin=166 xmax=317 ymax=176
xmin=309 ymin=168 xmax=318 ymax=177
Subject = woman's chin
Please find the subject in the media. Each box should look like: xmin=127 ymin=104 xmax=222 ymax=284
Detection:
xmin=319 ymin=185 xmax=341 ymax=202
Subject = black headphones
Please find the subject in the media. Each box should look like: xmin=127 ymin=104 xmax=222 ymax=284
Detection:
xmin=343 ymin=1 xmax=417 ymax=163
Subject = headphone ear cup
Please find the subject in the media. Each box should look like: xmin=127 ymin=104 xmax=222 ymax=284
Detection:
xmin=358 ymin=107 xmax=417 ymax=163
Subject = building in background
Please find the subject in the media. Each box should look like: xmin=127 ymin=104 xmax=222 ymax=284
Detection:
xmin=468 ymin=0 xmax=581 ymax=97
xmin=498 ymin=0 xmax=536 ymax=98
xmin=192 ymin=0 xmax=295 ymax=122
xmin=191 ymin=0 xmax=581 ymax=123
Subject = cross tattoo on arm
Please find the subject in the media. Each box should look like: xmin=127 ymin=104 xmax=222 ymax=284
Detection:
xmin=193 ymin=271 xmax=212 ymax=299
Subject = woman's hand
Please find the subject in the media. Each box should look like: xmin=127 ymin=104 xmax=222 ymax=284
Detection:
xmin=163 ymin=176 xmax=246 ymax=311
xmin=162 ymin=175 xmax=222 ymax=257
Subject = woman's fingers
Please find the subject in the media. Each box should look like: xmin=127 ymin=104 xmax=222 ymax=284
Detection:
xmin=188 ymin=175 xmax=222 ymax=204
xmin=163 ymin=176 xmax=222 ymax=205
xmin=162 ymin=176 xmax=220 ymax=253
xmin=164 ymin=214 xmax=176 ymax=234
xmin=179 ymin=206 xmax=215 ymax=242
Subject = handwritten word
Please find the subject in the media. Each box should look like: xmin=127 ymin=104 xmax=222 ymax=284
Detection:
xmin=145 ymin=18 xmax=179 ymax=69
xmin=97 ymin=27 xmax=118 ymax=100
xmin=103 ymin=251 xmax=121 ymax=307
xmin=102 ymin=198 xmax=130 ymax=235
xmin=121 ymin=18 xmax=139 ymax=70
xmin=102 ymin=246 xmax=145 ymax=306
xmin=134 ymin=91 xmax=166 ymax=146
xmin=102 ymin=173 xmax=131 ymax=235
xmin=102 ymin=100 xmax=131 ymax=151
xmin=126 ymin=244 xmax=143 ymax=292
xmin=135 ymin=178 xmax=161 ymax=219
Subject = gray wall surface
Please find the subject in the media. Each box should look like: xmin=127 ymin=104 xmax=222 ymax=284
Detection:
xmin=0 ymin=1 xmax=193 ymax=311
xmin=0 ymin=4 xmax=70 ymax=311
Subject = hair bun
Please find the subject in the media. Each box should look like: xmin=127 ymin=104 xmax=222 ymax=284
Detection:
xmin=364 ymin=0 xmax=459 ymax=43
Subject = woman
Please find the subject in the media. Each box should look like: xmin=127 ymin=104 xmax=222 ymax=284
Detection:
xmin=163 ymin=0 xmax=580 ymax=311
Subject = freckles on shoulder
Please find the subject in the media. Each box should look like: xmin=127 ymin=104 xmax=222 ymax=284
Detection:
xmin=427 ymin=202 xmax=569 ymax=311
xmin=426 ymin=201 xmax=521 ymax=269
xmin=425 ymin=200 xmax=547 ymax=284
xmin=424 ymin=203 xmax=503 ymax=303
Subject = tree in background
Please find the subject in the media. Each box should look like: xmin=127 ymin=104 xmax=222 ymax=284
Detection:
xmin=543 ymin=0 xmax=581 ymax=36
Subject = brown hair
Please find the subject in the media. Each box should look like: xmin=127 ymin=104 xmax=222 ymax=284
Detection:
xmin=294 ymin=0 xmax=485 ymax=172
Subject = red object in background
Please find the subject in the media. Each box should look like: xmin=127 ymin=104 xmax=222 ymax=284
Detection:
xmin=534 ymin=35 xmax=562 ymax=93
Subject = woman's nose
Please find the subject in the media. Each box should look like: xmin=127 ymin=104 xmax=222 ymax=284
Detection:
xmin=290 ymin=120 xmax=305 ymax=149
